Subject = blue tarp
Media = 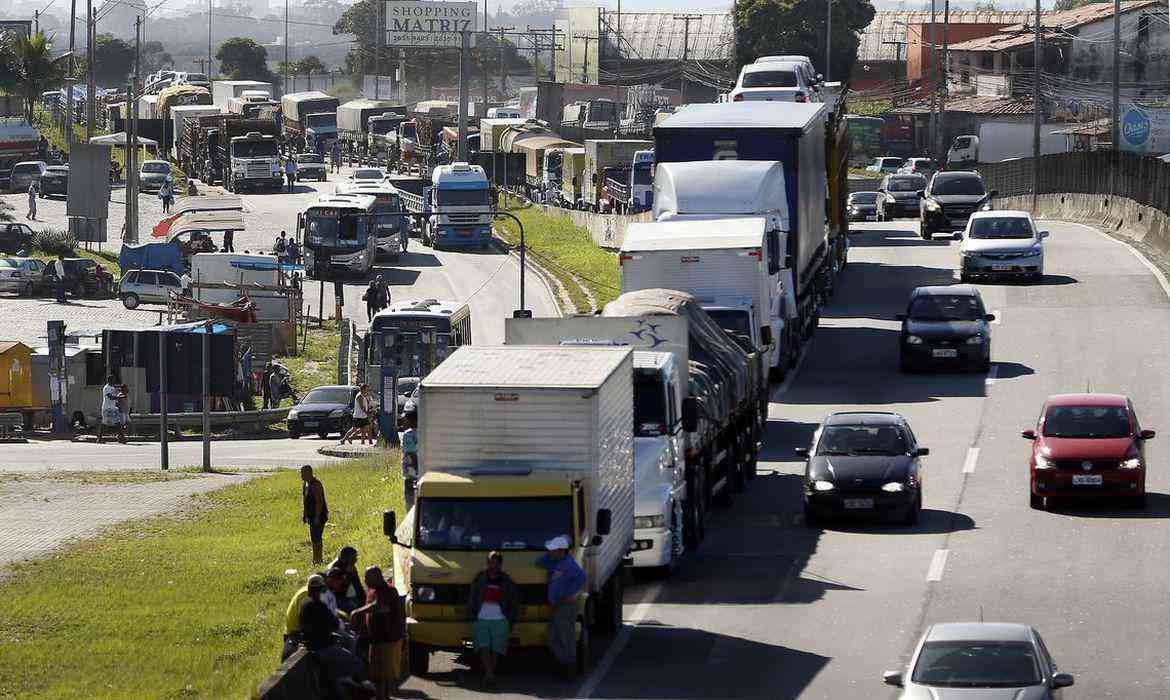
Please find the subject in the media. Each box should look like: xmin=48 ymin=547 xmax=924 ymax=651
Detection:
xmin=119 ymin=241 xmax=184 ymax=275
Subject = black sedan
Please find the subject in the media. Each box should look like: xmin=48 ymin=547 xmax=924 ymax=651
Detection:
xmin=796 ymin=411 xmax=927 ymax=525
xmin=39 ymin=165 xmax=69 ymax=197
xmin=287 ymin=385 xmax=358 ymax=439
xmin=898 ymin=285 xmax=994 ymax=373
xmin=847 ymin=191 xmax=880 ymax=222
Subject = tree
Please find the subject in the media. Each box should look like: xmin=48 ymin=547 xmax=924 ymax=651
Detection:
xmin=142 ymin=40 xmax=174 ymax=74
xmin=296 ymin=56 xmax=326 ymax=74
xmin=92 ymin=34 xmax=136 ymax=86
xmin=215 ymin=37 xmax=276 ymax=82
xmin=734 ymin=0 xmax=875 ymax=81
xmin=0 ymin=32 xmax=66 ymax=122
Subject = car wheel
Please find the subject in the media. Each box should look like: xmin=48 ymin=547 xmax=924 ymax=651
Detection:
xmin=22 ymin=282 xmax=34 ymax=297
xmin=71 ymin=411 xmax=87 ymax=429
xmin=122 ymin=293 xmax=140 ymax=309
xmin=903 ymin=494 xmax=921 ymax=525
xmin=317 ymin=429 xmax=329 ymax=440
xmin=288 ymin=429 xmax=300 ymax=439
xmin=1029 ymin=493 xmax=1046 ymax=510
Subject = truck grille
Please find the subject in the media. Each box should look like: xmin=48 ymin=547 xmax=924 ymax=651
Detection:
xmin=245 ymin=163 xmax=271 ymax=177
xmin=447 ymin=214 xmax=482 ymax=225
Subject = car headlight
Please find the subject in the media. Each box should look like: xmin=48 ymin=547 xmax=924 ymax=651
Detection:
xmin=329 ymin=408 xmax=346 ymax=417
xmin=1119 ymin=457 xmax=1143 ymax=470
xmin=881 ymin=482 xmax=907 ymax=493
xmin=812 ymin=480 xmax=836 ymax=492
xmin=905 ymin=335 xmax=925 ymax=345
xmin=413 ymin=585 xmax=436 ymax=602
xmin=1035 ymin=455 xmax=1056 ymax=470
xmin=634 ymin=514 xmax=666 ymax=529
xmin=924 ymin=200 xmax=940 ymax=212
xmin=965 ymin=335 xmax=985 ymax=344
xmin=980 ymin=203 xmax=993 ymax=211
xmin=287 ymin=410 xmax=299 ymax=420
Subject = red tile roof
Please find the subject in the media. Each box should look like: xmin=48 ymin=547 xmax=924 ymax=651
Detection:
xmin=891 ymin=95 xmax=1035 ymax=116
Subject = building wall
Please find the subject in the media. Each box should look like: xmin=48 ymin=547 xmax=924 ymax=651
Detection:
xmin=907 ymin=23 xmax=1015 ymax=84
xmin=1068 ymin=11 xmax=1170 ymax=85
xmin=849 ymin=60 xmax=901 ymax=92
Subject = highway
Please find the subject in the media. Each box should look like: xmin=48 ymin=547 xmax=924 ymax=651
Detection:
xmin=398 ymin=217 xmax=1170 ymax=699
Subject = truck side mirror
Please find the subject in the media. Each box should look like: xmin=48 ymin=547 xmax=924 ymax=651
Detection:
xmin=760 ymin=326 xmax=773 ymax=347
xmin=382 ymin=510 xmax=397 ymax=542
xmin=596 ymin=508 xmax=612 ymax=536
xmin=682 ymin=396 xmax=699 ymax=432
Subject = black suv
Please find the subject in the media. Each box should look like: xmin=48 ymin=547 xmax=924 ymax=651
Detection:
xmin=918 ymin=171 xmax=996 ymax=239
xmin=43 ymin=258 xmax=115 ymax=298
xmin=878 ymin=173 xmax=928 ymax=221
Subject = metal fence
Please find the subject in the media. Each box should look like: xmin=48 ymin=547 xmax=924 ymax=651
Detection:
xmin=980 ymin=152 xmax=1170 ymax=214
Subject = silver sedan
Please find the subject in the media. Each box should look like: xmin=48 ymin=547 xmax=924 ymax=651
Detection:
xmin=884 ymin=622 xmax=1074 ymax=698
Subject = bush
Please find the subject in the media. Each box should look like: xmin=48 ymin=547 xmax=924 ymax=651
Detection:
xmin=32 ymin=228 xmax=77 ymax=256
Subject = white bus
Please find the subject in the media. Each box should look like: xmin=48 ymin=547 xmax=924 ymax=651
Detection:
xmin=297 ymin=194 xmax=378 ymax=279
xmin=332 ymin=182 xmax=410 ymax=260
xmin=366 ymin=299 xmax=472 ymax=382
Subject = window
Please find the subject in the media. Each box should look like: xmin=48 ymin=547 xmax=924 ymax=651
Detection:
xmin=436 ymin=189 xmax=489 ymax=207
xmin=139 ymin=271 xmax=159 ymax=285
xmin=816 ymin=425 xmax=909 ymax=456
xmin=908 ymin=294 xmax=985 ymax=321
xmin=931 ymin=175 xmax=985 ymax=196
xmin=141 ymin=162 xmax=170 ymax=174
xmin=766 ymin=230 xmax=781 ymax=274
xmin=84 ymin=351 xmax=106 ymax=386
xmin=912 ymin=641 xmax=1042 ymax=687
xmin=742 ymin=70 xmax=798 ymax=88
xmin=634 ymin=372 xmax=669 ymax=437
xmin=161 ymin=272 xmax=181 ymax=287
xmin=302 ymin=387 xmax=354 ymax=404
xmin=969 ymin=217 xmax=1034 ymax=239
xmin=415 ymin=496 xmax=573 ymax=551
xmin=1042 ymin=405 xmax=1132 ymax=439
xmin=887 ymin=176 xmax=925 ymax=192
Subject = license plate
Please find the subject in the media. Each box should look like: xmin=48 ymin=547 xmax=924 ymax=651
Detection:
xmin=843 ymin=498 xmax=874 ymax=509
xmin=302 ymin=420 xmax=318 ymax=427
xmin=991 ymin=263 xmax=1013 ymax=271
xmin=932 ymin=348 xmax=958 ymax=358
xmin=1072 ymin=474 xmax=1103 ymax=486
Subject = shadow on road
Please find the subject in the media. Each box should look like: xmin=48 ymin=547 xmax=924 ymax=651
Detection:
xmin=814 ymin=508 xmax=977 ymax=536
xmin=849 ymin=226 xmax=953 ymax=248
xmin=396 ymin=251 xmax=444 ymax=268
xmin=1046 ymin=492 xmax=1170 ymax=519
xmin=991 ymin=362 xmax=1035 ymax=380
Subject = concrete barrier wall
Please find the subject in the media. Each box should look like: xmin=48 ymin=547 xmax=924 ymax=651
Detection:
xmin=534 ymin=204 xmax=652 ymax=251
xmin=1000 ymin=193 xmax=1170 ymax=260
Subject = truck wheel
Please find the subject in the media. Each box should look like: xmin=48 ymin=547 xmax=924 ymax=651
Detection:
xmin=71 ymin=411 xmax=87 ymax=429
xmin=22 ymin=282 xmax=34 ymax=297
xmin=684 ymin=469 xmax=706 ymax=549
xmin=408 ymin=641 xmax=430 ymax=676
xmin=600 ymin=571 xmax=624 ymax=634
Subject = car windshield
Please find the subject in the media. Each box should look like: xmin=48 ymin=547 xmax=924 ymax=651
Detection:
xmin=817 ymin=425 xmax=908 ymax=456
xmin=933 ymin=176 xmax=986 ymax=196
xmin=141 ymin=162 xmax=170 ymax=174
xmin=887 ymin=176 xmax=924 ymax=192
xmin=0 ymin=259 xmax=20 ymax=268
xmin=297 ymin=154 xmax=323 ymax=164
xmin=908 ymin=294 xmax=984 ymax=322
xmin=12 ymin=164 xmax=42 ymax=175
xmin=302 ymin=388 xmax=353 ymax=405
xmin=912 ymin=641 xmax=1042 ymax=687
xmin=742 ymin=70 xmax=798 ymax=88
xmin=850 ymin=192 xmax=879 ymax=204
xmin=416 ymin=497 xmax=573 ymax=551
xmin=354 ymin=169 xmax=384 ymax=180
xmin=878 ymin=158 xmax=903 ymax=168
xmin=634 ymin=372 xmax=669 ymax=437
xmin=969 ymin=217 xmax=1034 ymax=239
xmin=1043 ymin=405 xmax=1131 ymax=439
xmin=396 ymin=378 xmax=419 ymax=396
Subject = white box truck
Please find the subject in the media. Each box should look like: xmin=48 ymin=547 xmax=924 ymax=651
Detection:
xmin=211 ymin=80 xmax=273 ymax=111
xmin=946 ymin=121 xmax=1068 ymax=166
xmin=386 ymin=344 xmax=634 ymax=676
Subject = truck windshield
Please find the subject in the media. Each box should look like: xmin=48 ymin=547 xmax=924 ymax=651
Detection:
xmin=306 ymin=113 xmax=336 ymax=129
xmin=634 ymin=372 xmax=669 ymax=437
xmin=234 ymin=141 xmax=277 ymax=157
xmin=401 ymin=123 xmax=417 ymax=140
xmin=437 ymin=188 xmax=488 ymax=207
xmin=370 ymin=119 xmax=398 ymax=135
xmin=416 ymin=497 xmax=573 ymax=551
xmin=706 ymin=309 xmax=752 ymax=335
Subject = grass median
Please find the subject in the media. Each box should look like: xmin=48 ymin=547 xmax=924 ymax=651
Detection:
xmin=0 ymin=455 xmax=405 ymax=699
xmin=494 ymin=199 xmax=621 ymax=312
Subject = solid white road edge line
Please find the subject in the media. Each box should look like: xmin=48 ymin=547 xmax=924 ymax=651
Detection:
xmin=926 ymin=549 xmax=950 ymax=582
xmin=1052 ymin=220 xmax=1170 ymax=301
xmin=962 ymin=447 xmax=980 ymax=474
xmin=575 ymin=580 xmax=664 ymax=699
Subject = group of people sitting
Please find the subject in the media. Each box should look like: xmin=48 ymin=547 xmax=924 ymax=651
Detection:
xmin=282 ymin=546 xmax=406 ymax=700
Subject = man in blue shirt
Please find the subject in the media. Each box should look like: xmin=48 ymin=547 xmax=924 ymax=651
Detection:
xmin=535 ymin=535 xmax=587 ymax=672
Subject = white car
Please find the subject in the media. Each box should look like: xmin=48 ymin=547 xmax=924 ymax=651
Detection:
xmin=119 ymin=268 xmax=184 ymax=308
xmin=730 ymin=60 xmax=821 ymax=103
xmin=0 ymin=257 xmax=47 ymax=296
xmin=866 ymin=156 xmax=904 ymax=174
xmin=349 ymin=167 xmax=387 ymax=182
xmin=959 ymin=210 xmax=1048 ymax=282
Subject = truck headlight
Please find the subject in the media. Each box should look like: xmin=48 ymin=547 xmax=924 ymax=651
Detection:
xmin=413 ymin=585 xmax=436 ymax=602
xmin=924 ymin=200 xmax=940 ymax=212
xmin=634 ymin=514 xmax=666 ymax=529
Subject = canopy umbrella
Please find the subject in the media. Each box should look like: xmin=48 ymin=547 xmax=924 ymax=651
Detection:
xmin=88 ymin=132 xmax=159 ymax=148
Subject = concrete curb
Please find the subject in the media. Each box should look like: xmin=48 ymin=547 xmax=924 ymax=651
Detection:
xmin=316 ymin=444 xmax=391 ymax=458
xmin=489 ymin=235 xmax=568 ymax=318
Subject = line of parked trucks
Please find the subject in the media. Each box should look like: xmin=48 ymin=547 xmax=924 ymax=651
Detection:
xmin=380 ymin=94 xmax=852 ymax=676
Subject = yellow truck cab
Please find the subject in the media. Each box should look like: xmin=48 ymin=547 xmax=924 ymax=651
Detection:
xmin=382 ymin=344 xmax=635 ymax=677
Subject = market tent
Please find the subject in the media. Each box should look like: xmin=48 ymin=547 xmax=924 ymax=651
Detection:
xmin=89 ymin=132 xmax=159 ymax=148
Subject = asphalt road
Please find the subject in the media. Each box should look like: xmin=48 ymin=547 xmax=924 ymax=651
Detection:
xmin=398 ymin=217 xmax=1170 ymax=699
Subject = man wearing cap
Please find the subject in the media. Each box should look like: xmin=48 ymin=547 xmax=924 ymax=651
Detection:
xmin=300 ymin=573 xmax=363 ymax=697
xmin=468 ymin=551 xmax=519 ymax=685
xmin=281 ymin=573 xmax=329 ymax=660
xmin=535 ymin=535 xmax=587 ymax=673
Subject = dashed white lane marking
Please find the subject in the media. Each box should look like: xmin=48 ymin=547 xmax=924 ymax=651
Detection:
xmin=575 ymin=580 xmax=663 ymax=699
xmin=963 ymin=447 xmax=980 ymax=474
xmin=927 ymin=549 xmax=950 ymax=582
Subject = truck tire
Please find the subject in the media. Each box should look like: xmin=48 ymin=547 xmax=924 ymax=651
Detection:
xmin=716 ymin=450 xmax=735 ymax=508
xmin=684 ymin=468 xmax=705 ymax=549
xmin=599 ymin=571 xmax=624 ymax=634
xmin=408 ymin=641 xmax=430 ymax=676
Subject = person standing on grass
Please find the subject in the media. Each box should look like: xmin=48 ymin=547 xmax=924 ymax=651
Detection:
xmin=26 ymin=181 xmax=37 ymax=220
xmin=536 ymin=535 xmax=587 ymax=675
xmin=468 ymin=551 xmax=518 ymax=686
xmin=353 ymin=566 xmax=406 ymax=700
xmin=301 ymin=465 xmax=329 ymax=565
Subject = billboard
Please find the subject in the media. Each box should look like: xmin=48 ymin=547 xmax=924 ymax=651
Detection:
xmin=67 ymin=143 xmax=112 ymax=221
xmin=1119 ymin=104 xmax=1170 ymax=155
xmin=383 ymin=1 xmax=477 ymax=48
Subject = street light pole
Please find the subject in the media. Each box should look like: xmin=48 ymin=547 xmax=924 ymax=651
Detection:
xmin=284 ymin=0 xmax=289 ymax=96
xmin=207 ymin=0 xmax=212 ymax=78
xmin=826 ymin=0 xmax=831 ymax=83
xmin=1032 ymin=0 xmax=1041 ymax=212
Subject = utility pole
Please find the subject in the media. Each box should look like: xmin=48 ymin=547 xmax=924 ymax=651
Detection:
xmin=457 ymin=30 xmax=470 ymax=161
xmin=66 ymin=0 xmax=78 ymax=147
xmin=207 ymin=0 xmax=213 ymax=78
xmin=194 ymin=58 xmax=209 ymax=74
xmin=283 ymin=0 xmax=289 ymax=97
xmin=127 ymin=15 xmax=142 ymax=245
xmin=673 ymin=14 xmax=701 ymax=103
xmin=86 ymin=3 xmax=96 ymax=139
xmin=1032 ymin=0 xmax=1041 ymax=212
xmin=481 ymin=0 xmax=488 ymax=116
xmin=928 ymin=0 xmax=937 ymax=160
xmin=938 ymin=0 xmax=950 ymax=161
xmin=496 ymin=24 xmax=514 ymax=97
xmin=579 ymin=34 xmax=598 ymax=84
xmin=34 ymin=10 xmax=39 ymax=34
xmin=826 ymin=0 xmax=831 ymax=82
xmin=1111 ymin=0 xmax=1121 ymax=154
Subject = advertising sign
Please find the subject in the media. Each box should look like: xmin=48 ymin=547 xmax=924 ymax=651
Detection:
xmin=67 ymin=143 xmax=112 ymax=219
xmin=383 ymin=1 xmax=477 ymax=48
xmin=1119 ymin=104 xmax=1170 ymax=155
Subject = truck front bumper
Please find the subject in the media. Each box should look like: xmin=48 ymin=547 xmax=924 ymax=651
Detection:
xmin=408 ymin=618 xmax=557 ymax=652
xmin=630 ymin=526 xmax=673 ymax=568
xmin=434 ymin=224 xmax=493 ymax=249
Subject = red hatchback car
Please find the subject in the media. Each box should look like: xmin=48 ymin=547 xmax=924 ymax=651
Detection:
xmin=1024 ymin=394 xmax=1155 ymax=510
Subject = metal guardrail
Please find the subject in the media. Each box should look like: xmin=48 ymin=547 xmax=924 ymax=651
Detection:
xmin=129 ymin=407 xmax=289 ymax=430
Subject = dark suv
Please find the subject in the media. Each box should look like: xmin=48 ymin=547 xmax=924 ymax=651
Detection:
xmin=919 ymin=171 xmax=997 ymax=239
xmin=43 ymin=258 xmax=115 ymax=298
xmin=878 ymin=173 xmax=928 ymax=221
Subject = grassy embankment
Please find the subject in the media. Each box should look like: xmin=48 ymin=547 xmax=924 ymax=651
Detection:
xmin=278 ymin=318 xmax=343 ymax=401
xmin=0 ymin=455 xmax=405 ymax=699
xmin=493 ymin=196 xmax=621 ymax=313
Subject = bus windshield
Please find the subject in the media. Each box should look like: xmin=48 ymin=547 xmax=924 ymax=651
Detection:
xmin=304 ymin=211 xmax=367 ymax=248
